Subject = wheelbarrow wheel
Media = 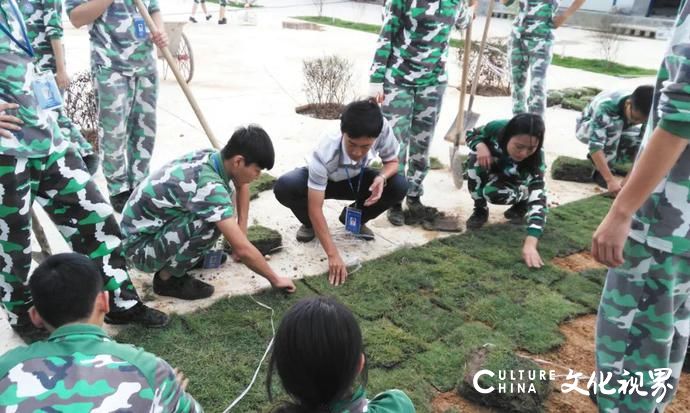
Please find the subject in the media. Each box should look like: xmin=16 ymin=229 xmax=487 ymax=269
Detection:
xmin=175 ymin=32 xmax=194 ymax=84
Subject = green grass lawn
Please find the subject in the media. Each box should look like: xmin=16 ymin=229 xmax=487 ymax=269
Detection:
xmin=204 ymin=0 xmax=261 ymax=8
xmin=116 ymin=194 xmax=613 ymax=412
xmin=295 ymin=16 xmax=657 ymax=78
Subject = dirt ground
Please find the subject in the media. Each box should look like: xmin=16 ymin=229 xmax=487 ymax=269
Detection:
xmin=553 ymin=251 xmax=606 ymax=273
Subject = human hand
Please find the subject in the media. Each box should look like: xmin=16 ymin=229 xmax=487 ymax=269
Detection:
xmin=476 ymin=143 xmax=493 ymax=170
xmin=271 ymin=276 xmax=296 ymax=293
xmin=364 ymin=175 xmax=385 ymax=206
xmin=151 ymin=29 xmax=168 ymax=49
xmin=368 ymin=83 xmax=384 ymax=104
xmin=0 ymin=103 xmax=23 ymax=139
xmin=606 ymin=178 xmax=622 ymax=195
xmin=55 ymin=69 xmax=70 ymax=90
xmin=552 ymin=14 xmax=566 ymax=28
xmin=591 ymin=210 xmax=631 ymax=267
xmin=173 ymin=368 xmax=189 ymax=391
xmin=522 ymin=236 xmax=544 ymax=268
xmin=328 ymin=253 xmax=348 ymax=286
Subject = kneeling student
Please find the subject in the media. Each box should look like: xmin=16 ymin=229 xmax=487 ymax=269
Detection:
xmin=120 ymin=126 xmax=296 ymax=300
xmin=575 ymin=85 xmax=653 ymax=194
xmin=465 ymin=113 xmax=548 ymax=268
xmin=274 ymin=99 xmax=407 ymax=286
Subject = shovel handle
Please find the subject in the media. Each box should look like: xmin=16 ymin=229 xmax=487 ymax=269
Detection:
xmin=133 ymin=0 xmax=222 ymax=150
xmin=467 ymin=0 xmax=495 ymax=110
xmin=454 ymin=18 xmax=473 ymax=147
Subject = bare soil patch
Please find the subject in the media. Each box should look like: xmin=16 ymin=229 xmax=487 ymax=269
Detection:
xmin=553 ymin=251 xmax=605 ymax=273
xmin=295 ymin=103 xmax=345 ymax=120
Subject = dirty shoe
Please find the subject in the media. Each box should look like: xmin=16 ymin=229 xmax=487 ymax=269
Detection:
xmin=504 ymin=201 xmax=528 ymax=224
xmin=404 ymin=197 xmax=439 ymax=225
xmin=104 ymin=303 xmax=169 ymax=327
xmin=466 ymin=206 xmax=489 ymax=230
xmin=387 ymin=204 xmax=404 ymax=226
xmin=296 ymin=225 xmax=315 ymax=242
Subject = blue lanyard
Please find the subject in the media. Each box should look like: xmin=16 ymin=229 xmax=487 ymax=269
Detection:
xmin=344 ymin=166 xmax=365 ymax=202
xmin=0 ymin=0 xmax=35 ymax=58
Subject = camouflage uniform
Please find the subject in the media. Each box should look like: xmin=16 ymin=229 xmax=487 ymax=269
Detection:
xmin=330 ymin=386 xmax=414 ymax=412
xmin=465 ymin=119 xmax=547 ymax=237
xmin=595 ymin=2 xmax=690 ymax=411
xmin=66 ymin=0 xmax=160 ymax=197
xmin=120 ymin=150 xmax=235 ymax=277
xmin=505 ymin=0 xmax=557 ymax=116
xmin=0 ymin=0 xmax=141 ymax=326
xmin=576 ymin=89 xmax=643 ymax=167
xmin=370 ymin=0 xmax=471 ymax=198
xmin=18 ymin=0 xmax=95 ymax=167
xmin=0 ymin=323 xmax=203 ymax=412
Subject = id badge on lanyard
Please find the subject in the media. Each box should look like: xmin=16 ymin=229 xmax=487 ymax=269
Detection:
xmin=344 ymin=166 xmax=365 ymax=234
xmin=134 ymin=16 xmax=148 ymax=40
xmin=32 ymin=70 xmax=63 ymax=110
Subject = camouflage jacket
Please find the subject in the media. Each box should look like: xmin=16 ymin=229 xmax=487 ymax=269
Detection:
xmin=0 ymin=0 xmax=68 ymax=158
xmin=120 ymin=149 xmax=236 ymax=248
xmin=629 ymin=0 xmax=690 ymax=256
xmin=18 ymin=0 xmax=62 ymax=73
xmin=467 ymin=119 xmax=548 ymax=238
xmin=370 ymin=0 xmax=472 ymax=87
xmin=575 ymin=89 xmax=631 ymax=155
xmin=330 ymin=386 xmax=415 ymax=413
xmin=0 ymin=324 xmax=203 ymax=412
xmin=505 ymin=0 xmax=558 ymax=40
xmin=65 ymin=0 xmax=160 ymax=76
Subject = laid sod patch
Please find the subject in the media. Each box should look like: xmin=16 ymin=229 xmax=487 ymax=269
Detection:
xmin=249 ymin=173 xmax=276 ymax=200
xmin=206 ymin=0 xmax=262 ymax=8
xmin=116 ymin=195 xmax=613 ymax=412
xmin=551 ymin=156 xmax=632 ymax=182
xmin=295 ymin=17 xmax=657 ymax=78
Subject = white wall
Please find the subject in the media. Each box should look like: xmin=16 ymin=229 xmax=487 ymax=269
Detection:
xmin=559 ymin=0 xmax=626 ymax=13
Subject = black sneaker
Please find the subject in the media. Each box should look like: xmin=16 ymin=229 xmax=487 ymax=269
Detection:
xmin=153 ymin=272 xmax=215 ymax=300
xmin=104 ymin=302 xmax=169 ymax=327
xmin=205 ymin=14 xmax=213 ymax=21
xmin=109 ymin=190 xmax=132 ymax=214
xmin=191 ymin=253 xmax=228 ymax=270
xmin=296 ymin=225 xmax=315 ymax=243
xmin=189 ymin=16 xmax=198 ymax=23
xmin=504 ymin=201 xmax=528 ymax=224
xmin=466 ymin=206 xmax=489 ymax=230
xmin=218 ymin=17 xmax=227 ymax=25
xmin=13 ymin=314 xmax=50 ymax=343
xmin=387 ymin=204 xmax=404 ymax=226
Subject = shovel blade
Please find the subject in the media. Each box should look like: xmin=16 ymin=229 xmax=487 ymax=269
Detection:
xmin=450 ymin=149 xmax=465 ymax=189
xmin=463 ymin=111 xmax=480 ymax=131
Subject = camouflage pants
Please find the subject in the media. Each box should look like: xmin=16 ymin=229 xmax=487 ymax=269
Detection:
xmin=576 ymin=122 xmax=643 ymax=167
xmin=466 ymin=154 xmax=527 ymax=207
xmin=509 ymin=33 xmax=553 ymax=116
xmin=595 ymin=237 xmax=690 ymax=412
xmin=382 ymin=82 xmax=446 ymax=198
xmin=125 ymin=216 xmax=220 ymax=278
xmin=95 ymin=67 xmax=157 ymax=197
xmin=0 ymin=148 xmax=140 ymax=326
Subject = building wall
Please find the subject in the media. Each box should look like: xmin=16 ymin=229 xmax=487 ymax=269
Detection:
xmin=559 ymin=0 xmax=651 ymax=15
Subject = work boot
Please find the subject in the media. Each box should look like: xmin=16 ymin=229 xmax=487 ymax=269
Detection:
xmin=12 ymin=313 xmax=50 ymax=343
xmin=405 ymin=197 xmax=439 ymax=225
xmin=104 ymin=302 xmax=169 ymax=327
xmin=189 ymin=16 xmax=198 ymax=23
xmin=296 ymin=225 xmax=315 ymax=243
xmin=109 ymin=190 xmax=132 ymax=214
xmin=466 ymin=205 xmax=489 ymax=230
xmin=152 ymin=272 xmax=215 ymax=300
xmin=387 ymin=204 xmax=404 ymax=226
xmin=504 ymin=201 xmax=528 ymax=224
xmin=218 ymin=17 xmax=227 ymax=24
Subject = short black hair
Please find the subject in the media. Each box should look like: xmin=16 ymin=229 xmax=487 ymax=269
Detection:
xmin=28 ymin=253 xmax=103 ymax=328
xmin=267 ymin=296 xmax=365 ymax=412
xmin=630 ymin=85 xmax=654 ymax=117
xmin=499 ymin=113 xmax=546 ymax=174
xmin=221 ymin=125 xmax=275 ymax=170
xmin=340 ymin=99 xmax=384 ymax=139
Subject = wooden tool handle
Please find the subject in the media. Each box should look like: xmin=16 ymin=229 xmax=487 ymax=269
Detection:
xmin=455 ymin=19 xmax=473 ymax=147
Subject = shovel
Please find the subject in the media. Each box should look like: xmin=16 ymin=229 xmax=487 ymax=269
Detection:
xmin=448 ymin=2 xmax=495 ymax=188
xmin=134 ymin=0 xmax=221 ymax=150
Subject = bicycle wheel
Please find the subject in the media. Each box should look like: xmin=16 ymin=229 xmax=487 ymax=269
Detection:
xmin=176 ymin=32 xmax=194 ymax=84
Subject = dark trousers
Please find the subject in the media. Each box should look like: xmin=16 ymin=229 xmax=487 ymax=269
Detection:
xmin=274 ymin=167 xmax=408 ymax=227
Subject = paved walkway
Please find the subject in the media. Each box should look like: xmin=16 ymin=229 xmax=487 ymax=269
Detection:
xmin=1 ymin=0 xmax=663 ymax=351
